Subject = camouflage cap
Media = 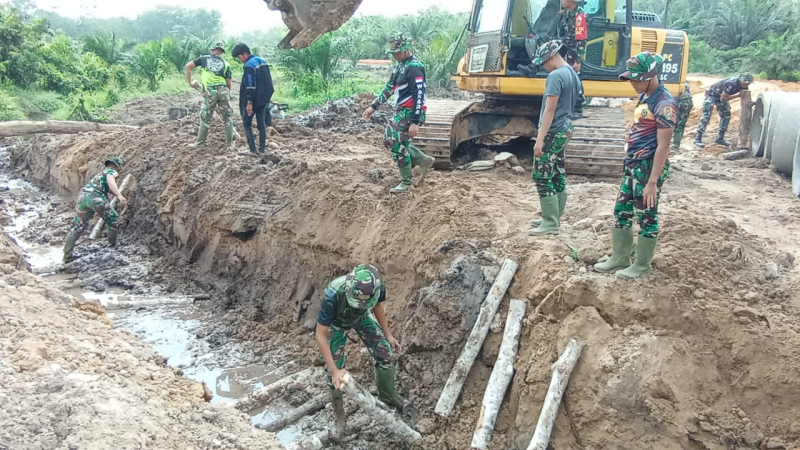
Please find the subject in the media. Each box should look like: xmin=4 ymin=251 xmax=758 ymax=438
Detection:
xmin=104 ymin=156 xmax=124 ymax=170
xmin=739 ymin=72 xmax=754 ymax=84
xmin=210 ymin=42 xmax=225 ymax=53
xmin=532 ymin=40 xmax=566 ymax=65
xmin=619 ymin=51 xmax=663 ymax=81
xmin=345 ymin=264 xmax=383 ymax=309
xmin=385 ymin=33 xmax=413 ymax=55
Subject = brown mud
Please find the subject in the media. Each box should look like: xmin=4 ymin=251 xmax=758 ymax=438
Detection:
xmin=4 ymin=80 xmax=800 ymax=449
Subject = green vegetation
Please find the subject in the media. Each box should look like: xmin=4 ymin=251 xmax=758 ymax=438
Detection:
xmin=636 ymin=0 xmax=800 ymax=81
xmin=3 ymin=0 xmax=798 ymax=123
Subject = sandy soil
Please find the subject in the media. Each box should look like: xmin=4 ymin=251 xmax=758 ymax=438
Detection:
xmin=4 ymin=76 xmax=800 ymax=449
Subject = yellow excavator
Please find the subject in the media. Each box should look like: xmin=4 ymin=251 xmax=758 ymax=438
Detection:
xmin=265 ymin=0 xmax=689 ymax=175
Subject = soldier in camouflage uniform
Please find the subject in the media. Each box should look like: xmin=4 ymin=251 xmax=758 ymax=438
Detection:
xmin=519 ymin=0 xmax=587 ymax=118
xmin=315 ymin=264 xmax=407 ymax=440
xmin=672 ymin=80 xmax=693 ymax=149
xmin=528 ymin=41 xmax=580 ymax=236
xmin=363 ymin=33 xmax=434 ymax=193
xmin=63 ymin=157 xmax=127 ymax=263
xmin=594 ymin=52 xmax=676 ymax=279
xmin=185 ymin=42 xmax=235 ymax=148
xmin=694 ymin=72 xmax=753 ymax=148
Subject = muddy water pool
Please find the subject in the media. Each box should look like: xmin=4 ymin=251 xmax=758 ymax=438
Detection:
xmin=0 ymin=146 xmax=302 ymax=444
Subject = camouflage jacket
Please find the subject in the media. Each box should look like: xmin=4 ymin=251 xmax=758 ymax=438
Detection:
xmin=371 ymin=55 xmax=426 ymax=124
xmin=317 ymin=276 xmax=387 ymax=329
xmin=81 ymin=168 xmax=118 ymax=198
xmin=559 ymin=6 xmax=586 ymax=57
xmin=706 ymin=77 xmax=743 ymax=99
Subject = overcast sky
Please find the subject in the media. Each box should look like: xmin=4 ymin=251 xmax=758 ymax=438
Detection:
xmin=21 ymin=0 xmax=471 ymax=34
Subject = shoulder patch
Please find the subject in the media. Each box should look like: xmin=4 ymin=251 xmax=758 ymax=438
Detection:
xmin=662 ymin=105 xmax=676 ymax=121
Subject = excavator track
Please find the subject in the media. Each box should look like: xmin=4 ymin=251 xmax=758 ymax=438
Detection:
xmin=414 ymin=100 xmax=627 ymax=176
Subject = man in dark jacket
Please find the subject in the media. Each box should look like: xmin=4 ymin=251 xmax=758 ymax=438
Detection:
xmin=233 ymin=43 xmax=275 ymax=154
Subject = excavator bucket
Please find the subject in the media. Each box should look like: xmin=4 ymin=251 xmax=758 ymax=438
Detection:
xmin=265 ymin=0 xmax=364 ymax=49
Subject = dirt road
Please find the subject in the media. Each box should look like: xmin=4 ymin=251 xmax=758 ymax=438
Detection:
xmin=3 ymin=76 xmax=800 ymax=449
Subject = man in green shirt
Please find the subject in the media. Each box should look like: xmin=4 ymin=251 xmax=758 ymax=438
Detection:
xmin=185 ymin=42 xmax=235 ymax=148
xmin=63 ymin=157 xmax=127 ymax=262
xmin=315 ymin=264 xmax=407 ymax=440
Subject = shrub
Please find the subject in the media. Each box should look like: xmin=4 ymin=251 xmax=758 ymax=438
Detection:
xmin=0 ymin=90 xmax=25 ymax=120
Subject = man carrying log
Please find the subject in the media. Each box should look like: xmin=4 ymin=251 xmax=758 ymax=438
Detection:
xmin=694 ymin=72 xmax=753 ymax=148
xmin=315 ymin=264 xmax=409 ymax=440
xmin=594 ymin=52 xmax=675 ymax=279
xmin=362 ymin=33 xmax=435 ymax=193
xmin=63 ymin=157 xmax=127 ymax=262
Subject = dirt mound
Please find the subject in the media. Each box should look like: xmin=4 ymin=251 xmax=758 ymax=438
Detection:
xmin=8 ymin=104 xmax=800 ymax=449
xmin=112 ymin=91 xmax=202 ymax=126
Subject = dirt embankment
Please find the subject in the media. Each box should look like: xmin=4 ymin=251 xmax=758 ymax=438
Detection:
xmin=0 ymin=233 xmax=283 ymax=450
xmin=8 ymin=94 xmax=800 ymax=449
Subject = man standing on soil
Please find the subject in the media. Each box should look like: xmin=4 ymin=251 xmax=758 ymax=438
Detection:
xmin=694 ymin=72 xmax=753 ymax=148
xmin=519 ymin=0 xmax=587 ymax=119
xmin=672 ymin=80 xmax=693 ymax=149
xmin=185 ymin=42 xmax=235 ymax=148
xmin=63 ymin=157 xmax=127 ymax=263
xmin=232 ymin=43 xmax=275 ymax=155
xmin=315 ymin=264 xmax=408 ymax=440
xmin=362 ymin=33 xmax=435 ymax=193
xmin=594 ymin=52 xmax=675 ymax=279
xmin=529 ymin=40 xmax=579 ymax=236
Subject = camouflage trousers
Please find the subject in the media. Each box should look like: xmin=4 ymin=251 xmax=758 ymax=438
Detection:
xmin=614 ymin=159 xmax=670 ymax=238
xmin=533 ymin=129 xmax=571 ymax=197
xmin=199 ymin=85 xmax=234 ymax=142
xmin=675 ymin=97 xmax=693 ymax=134
xmin=322 ymin=311 xmax=394 ymax=392
xmin=66 ymin=192 xmax=118 ymax=242
xmin=697 ymin=96 xmax=730 ymax=135
xmin=383 ymin=108 xmax=426 ymax=168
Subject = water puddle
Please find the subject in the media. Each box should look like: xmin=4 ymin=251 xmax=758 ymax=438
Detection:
xmin=0 ymin=146 xmax=303 ymax=445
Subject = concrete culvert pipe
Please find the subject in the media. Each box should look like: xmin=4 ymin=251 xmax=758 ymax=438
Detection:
xmin=768 ymin=95 xmax=800 ymax=176
xmin=762 ymin=93 xmax=800 ymax=163
xmin=751 ymin=94 xmax=773 ymax=157
xmin=793 ymin=130 xmax=800 ymax=197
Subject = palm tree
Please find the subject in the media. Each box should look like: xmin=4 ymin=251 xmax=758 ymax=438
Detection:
xmin=128 ymin=40 xmax=165 ymax=91
xmin=82 ymin=32 xmax=126 ymax=65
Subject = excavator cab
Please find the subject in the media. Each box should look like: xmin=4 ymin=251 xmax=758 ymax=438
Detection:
xmin=264 ymin=0 xmax=364 ymax=49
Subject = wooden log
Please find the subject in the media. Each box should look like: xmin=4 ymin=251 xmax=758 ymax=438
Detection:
xmin=341 ymin=372 xmax=421 ymax=444
xmin=231 ymin=367 xmax=317 ymax=413
xmin=721 ymin=149 xmax=750 ymax=161
xmin=525 ymin=339 xmax=585 ymax=450
xmin=0 ymin=120 xmax=138 ymax=137
xmin=471 ymin=299 xmax=527 ymax=449
xmin=738 ymin=89 xmax=753 ymax=150
xmin=259 ymin=393 xmax=327 ymax=432
xmin=435 ymin=258 xmax=519 ymax=417
xmin=90 ymin=174 xmax=132 ymax=240
xmin=284 ymin=415 xmax=372 ymax=450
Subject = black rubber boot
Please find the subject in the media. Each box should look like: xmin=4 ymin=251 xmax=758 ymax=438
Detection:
xmin=107 ymin=227 xmax=118 ymax=246
xmin=714 ymin=131 xmax=730 ymax=147
xmin=694 ymin=132 xmax=705 ymax=148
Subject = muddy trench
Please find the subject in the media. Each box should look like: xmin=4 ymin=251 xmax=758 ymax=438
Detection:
xmin=4 ymin=114 xmax=800 ymax=450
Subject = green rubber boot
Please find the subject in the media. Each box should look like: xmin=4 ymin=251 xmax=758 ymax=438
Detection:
xmin=107 ymin=227 xmax=118 ymax=246
xmin=224 ymin=121 xmax=234 ymax=144
xmin=615 ymin=235 xmax=658 ymax=279
xmin=390 ymin=165 xmax=413 ymax=193
xmin=63 ymin=233 xmax=78 ymax=263
xmin=189 ymin=123 xmax=209 ymax=148
xmin=375 ymin=366 xmax=403 ymax=409
xmin=531 ymin=191 xmax=567 ymax=226
xmin=671 ymin=129 xmax=684 ymax=149
xmin=529 ymin=195 xmax=560 ymax=235
xmin=329 ymin=389 xmax=346 ymax=441
xmin=408 ymin=145 xmax=434 ymax=183
xmin=594 ymin=227 xmax=634 ymax=272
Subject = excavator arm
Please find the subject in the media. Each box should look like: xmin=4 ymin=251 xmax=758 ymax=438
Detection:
xmin=265 ymin=0 xmax=364 ymax=49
